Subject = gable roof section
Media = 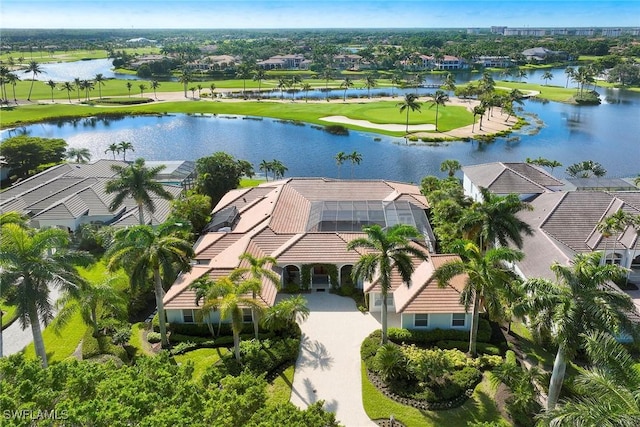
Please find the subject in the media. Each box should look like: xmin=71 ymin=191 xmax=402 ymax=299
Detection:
xmin=463 ymin=162 xmax=563 ymax=195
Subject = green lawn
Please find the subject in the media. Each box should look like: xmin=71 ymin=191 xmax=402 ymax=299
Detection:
xmin=1 ymin=303 xmax=18 ymax=329
xmin=494 ymin=81 xmax=580 ymax=103
xmin=0 ymin=99 xmax=474 ymax=137
xmin=239 ymin=178 xmax=267 ymax=188
xmin=23 ymin=309 xmax=88 ymax=363
xmin=361 ymin=363 xmax=509 ymax=427
xmin=128 ymin=322 xmax=155 ymax=357
xmin=266 ymin=365 xmax=295 ymax=406
xmin=172 ymin=347 xmax=230 ymax=380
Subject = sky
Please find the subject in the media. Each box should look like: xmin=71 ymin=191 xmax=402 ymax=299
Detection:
xmin=1 ymin=0 xmax=639 ymax=29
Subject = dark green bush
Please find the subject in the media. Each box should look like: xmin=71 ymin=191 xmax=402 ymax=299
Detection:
xmin=386 ymin=320 xmax=491 ymax=346
xmin=82 ymin=328 xmax=130 ymax=363
xmin=147 ymin=332 xmax=161 ymax=343
xmin=361 ymin=334 xmax=381 ymax=370
xmin=451 ymin=366 xmax=482 ymax=390
xmin=435 ymin=340 xmax=502 ymax=356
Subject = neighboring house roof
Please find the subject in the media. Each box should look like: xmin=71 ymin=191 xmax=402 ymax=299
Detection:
xmin=462 ymin=162 xmax=564 ymax=195
xmin=0 ymin=159 xmax=186 ymax=229
xmin=567 ymin=177 xmax=639 ymax=191
xmin=513 ymin=190 xmax=640 ymax=280
xmin=164 ymin=178 xmax=445 ymax=311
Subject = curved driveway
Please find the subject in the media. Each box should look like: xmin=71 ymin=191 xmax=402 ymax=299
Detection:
xmin=290 ymin=292 xmax=380 ymax=427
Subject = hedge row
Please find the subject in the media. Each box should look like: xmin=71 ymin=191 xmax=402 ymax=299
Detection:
xmin=386 ymin=319 xmax=492 ymax=346
xmin=82 ymin=328 xmax=129 ymax=363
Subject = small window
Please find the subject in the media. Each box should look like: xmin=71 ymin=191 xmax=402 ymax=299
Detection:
xmin=182 ymin=309 xmax=194 ymax=323
xmin=242 ymin=308 xmax=253 ymax=323
xmin=414 ymin=314 xmax=428 ymax=328
xmin=452 ymin=313 xmax=466 ymax=327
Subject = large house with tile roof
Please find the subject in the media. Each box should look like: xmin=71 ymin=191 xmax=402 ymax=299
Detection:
xmin=164 ymin=178 xmax=472 ymax=331
xmin=0 ymin=159 xmax=190 ymax=231
xmin=462 ymin=162 xmax=640 ymax=285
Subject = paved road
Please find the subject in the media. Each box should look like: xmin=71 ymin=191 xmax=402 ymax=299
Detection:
xmin=290 ymin=292 xmax=380 ymax=427
xmin=2 ymin=286 xmax=62 ymax=357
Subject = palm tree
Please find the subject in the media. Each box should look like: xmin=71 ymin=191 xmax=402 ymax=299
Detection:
xmin=117 ymin=141 xmax=134 ymax=161
xmin=442 ymin=73 xmax=456 ymax=91
xmin=564 ymin=66 xmax=575 ymax=88
xmin=261 ymin=295 xmax=310 ymax=333
xmin=459 ymin=186 xmax=533 ymax=252
xmin=0 ymin=224 xmax=91 ymax=367
xmin=434 ymin=240 xmax=523 ymax=356
xmin=347 ymin=224 xmax=427 ymax=344
xmin=320 ymin=68 xmax=333 ymax=100
xmin=66 ymin=147 xmax=92 ymax=164
xmin=566 ymin=160 xmax=607 ymax=178
xmin=189 ymin=86 xmax=196 ymax=98
xmin=290 ymin=75 xmax=302 ymax=101
xmin=104 ymin=158 xmax=174 ymax=225
xmin=397 ymin=93 xmax=422 ymax=135
xmin=259 ymin=159 xmax=272 ymax=181
xmin=472 ymin=105 xmax=486 ymax=132
xmin=138 ymin=84 xmax=146 ymax=98
xmin=540 ymin=331 xmax=640 ymax=426
xmin=440 ymin=159 xmax=462 ymax=177
xmin=340 ymin=77 xmax=354 ymax=102
xmin=126 ymin=81 xmax=132 ymax=98
xmin=74 ymin=77 xmax=82 ymax=100
xmin=429 ymin=90 xmax=449 ymax=132
xmin=80 ymin=79 xmax=94 ymax=101
xmin=277 ymin=78 xmax=289 ymax=100
xmin=235 ymin=63 xmax=253 ymax=97
xmin=542 ymin=71 xmax=554 ymax=86
xmin=104 ymin=143 xmax=120 ymax=160
xmin=253 ymin=69 xmax=266 ymax=99
xmin=45 ymin=79 xmax=57 ymax=102
xmin=364 ymin=74 xmax=377 ymax=98
xmin=349 ymin=151 xmax=362 ymax=178
xmin=209 ymin=82 xmax=216 ymax=99
xmin=178 ymin=68 xmax=192 ymax=98
xmin=335 ymin=151 xmax=347 ymax=178
xmin=26 ymin=60 xmax=42 ymax=101
xmin=61 ymin=81 xmax=74 ymax=103
xmin=270 ymin=159 xmax=288 ymax=179
xmin=301 ymin=82 xmax=312 ymax=103
xmin=513 ymin=252 xmax=637 ymax=410
xmin=197 ymin=84 xmax=203 ymax=98
xmin=390 ymin=71 xmax=403 ymax=97
xmin=230 ymin=253 xmax=280 ymax=339
xmin=52 ymin=275 xmax=126 ymax=336
xmin=150 ymin=80 xmax=160 ymax=99
xmin=0 ymin=211 xmax=29 ymax=228
xmin=106 ymin=224 xmax=194 ymax=348
xmin=7 ymin=73 xmax=19 ymax=103
xmin=94 ymin=73 xmax=105 ymax=99
xmin=0 ymin=66 xmax=9 ymax=102
xmin=192 ymin=275 xmax=262 ymax=361
xmin=597 ymin=210 xmax=631 ymax=267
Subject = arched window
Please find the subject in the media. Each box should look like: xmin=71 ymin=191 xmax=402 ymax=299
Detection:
xmin=605 ymin=252 xmax=622 ymax=265
xmin=340 ymin=265 xmax=353 ymax=287
xmin=284 ymin=265 xmax=300 ymax=285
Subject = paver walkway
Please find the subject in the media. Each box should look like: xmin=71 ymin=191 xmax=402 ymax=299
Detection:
xmin=290 ymin=292 xmax=380 ymax=427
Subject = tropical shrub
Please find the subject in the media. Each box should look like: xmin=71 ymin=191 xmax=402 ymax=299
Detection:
xmin=147 ymin=331 xmax=162 ymax=343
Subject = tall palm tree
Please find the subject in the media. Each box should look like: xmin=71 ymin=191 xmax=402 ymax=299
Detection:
xmin=540 ymin=331 xmax=640 ymax=426
xmin=513 ymin=252 xmax=637 ymax=410
xmin=126 ymin=81 xmax=133 ymax=98
xmin=259 ymin=159 xmax=272 ymax=181
xmin=104 ymin=143 xmax=120 ymax=160
xmin=364 ymin=74 xmax=377 ymax=98
xmin=230 ymin=253 xmax=280 ymax=339
xmin=66 ymin=147 xmax=92 ymax=164
xmin=564 ymin=66 xmax=575 ymax=88
xmin=45 ymin=79 xmax=57 ymax=102
xmin=0 ymin=66 xmax=9 ymax=102
xmin=301 ymin=82 xmax=312 ymax=103
xmin=429 ymin=90 xmax=449 ymax=132
xmin=61 ymin=81 xmax=74 ymax=103
xmin=459 ymin=187 xmax=533 ymax=252
xmin=270 ymin=159 xmax=288 ymax=179
xmin=253 ymin=68 xmax=266 ymax=99
xmin=320 ymin=68 xmax=333 ymax=100
xmin=26 ymin=60 xmax=42 ymax=101
xmin=104 ymin=158 xmax=174 ymax=225
xmin=397 ymin=93 xmax=422 ymax=135
xmin=347 ymin=224 xmax=427 ymax=344
xmin=261 ymin=295 xmax=310 ymax=332
xmin=106 ymin=224 xmax=194 ymax=348
xmin=277 ymin=78 xmax=289 ymax=100
xmin=80 ymin=79 xmax=94 ymax=101
xmin=74 ymin=77 xmax=82 ymax=100
xmin=209 ymin=82 xmax=216 ymax=99
xmin=7 ymin=73 xmax=19 ymax=103
xmin=178 ymin=68 xmax=192 ymax=98
xmin=94 ymin=73 xmax=105 ymax=99
xmin=566 ymin=160 xmax=607 ymax=178
xmin=0 ymin=224 xmax=91 ymax=367
xmin=150 ymin=80 xmax=160 ymax=99
xmin=197 ymin=84 xmax=203 ymax=98
xmin=117 ymin=141 xmax=134 ymax=161
xmin=192 ymin=275 xmax=262 ymax=361
xmin=597 ymin=210 xmax=631 ymax=266
xmin=335 ymin=151 xmax=347 ymax=178
xmin=349 ymin=151 xmax=362 ymax=178
xmin=138 ymin=84 xmax=146 ymax=98
xmin=0 ymin=211 xmax=29 ymax=228
xmin=472 ymin=105 xmax=486 ymax=132
xmin=52 ymin=275 xmax=126 ymax=336
xmin=290 ymin=75 xmax=302 ymax=101
xmin=542 ymin=71 xmax=554 ymax=86
xmin=440 ymin=159 xmax=462 ymax=177
xmin=390 ymin=71 xmax=403 ymax=97
xmin=340 ymin=77 xmax=354 ymax=101
xmin=434 ymin=240 xmax=523 ymax=356
xmin=235 ymin=63 xmax=253 ymax=97
xmin=442 ymin=73 xmax=456 ymax=91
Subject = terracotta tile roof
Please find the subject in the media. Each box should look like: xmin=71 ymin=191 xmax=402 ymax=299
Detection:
xmin=164 ymin=267 xmax=231 ymax=309
xmin=269 ymin=184 xmax=311 ymax=233
xmin=251 ymin=227 xmax=296 ymax=256
xmin=276 ymin=233 xmax=366 ymax=264
xmin=363 ymin=242 xmax=429 ymax=293
xmin=463 ymin=162 xmax=563 ymax=195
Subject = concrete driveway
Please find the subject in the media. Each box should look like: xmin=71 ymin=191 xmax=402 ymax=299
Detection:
xmin=290 ymin=292 xmax=380 ymax=427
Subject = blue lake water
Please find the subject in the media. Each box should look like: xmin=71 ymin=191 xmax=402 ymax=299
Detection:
xmin=16 ymin=58 xmax=142 ymax=81
xmin=4 ymin=64 xmax=639 ymax=182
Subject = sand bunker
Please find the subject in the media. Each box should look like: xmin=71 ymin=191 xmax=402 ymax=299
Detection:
xmin=319 ymin=115 xmax=436 ymax=132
